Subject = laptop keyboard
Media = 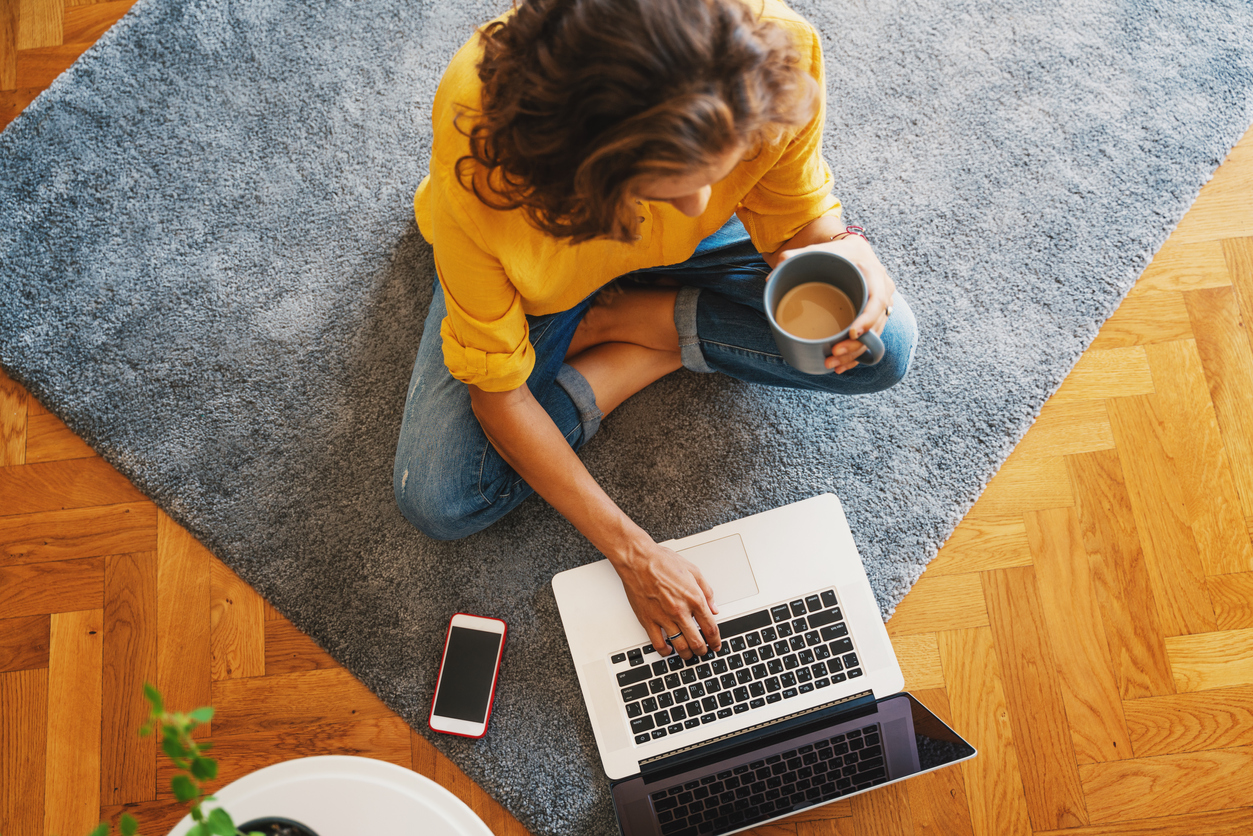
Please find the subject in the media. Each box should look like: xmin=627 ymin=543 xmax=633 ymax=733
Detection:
xmin=650 ymin=723 xmax=886 ymax=835
xmin=608 ymin=589 xmax=863 ymax=746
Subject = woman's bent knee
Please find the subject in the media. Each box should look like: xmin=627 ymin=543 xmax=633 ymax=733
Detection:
xmin=393 ymin=459 xmax=481 ymax=541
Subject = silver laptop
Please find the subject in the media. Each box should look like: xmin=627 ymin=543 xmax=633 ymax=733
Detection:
xmin=553 ymin=494 xmax=975 ymax=836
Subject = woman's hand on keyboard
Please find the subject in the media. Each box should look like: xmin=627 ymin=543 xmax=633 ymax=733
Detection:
xmin=613 ymin=541 xmax=722 ymax=660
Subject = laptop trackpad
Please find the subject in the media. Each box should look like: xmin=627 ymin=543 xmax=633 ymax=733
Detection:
xmin=678 ymin=534 xmax=759 ymax=605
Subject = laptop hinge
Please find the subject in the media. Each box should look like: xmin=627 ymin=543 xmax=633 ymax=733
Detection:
xmin=638 ymin=690 xmax=876 ymax=783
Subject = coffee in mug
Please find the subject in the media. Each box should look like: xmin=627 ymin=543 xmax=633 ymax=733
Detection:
xmin=774 ymin=281 xmax=857 ymax=340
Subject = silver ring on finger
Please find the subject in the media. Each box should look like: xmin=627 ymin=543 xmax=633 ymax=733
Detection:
xmin=666 ymin=631 xmax=684 ymax=642
xmin=886 ymin=305 xmax=894 ymax=318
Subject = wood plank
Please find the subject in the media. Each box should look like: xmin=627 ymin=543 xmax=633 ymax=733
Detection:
xmin=936 ymin=627 xmax=1031 ymax=836
xmin=99 ymin=798 xmax=198 ymax=836
xmin=0 ymin=668 xmax=48 ymax=836
xmin=1107 ymin=394 xmax=1217 ymax=635
xmin=63 ymin=0 xmax=139 ymax=45
xmin=0 ymin=613 xmax=49 ymax=673
xmin=796 ymin=820 xmax=854 ymax=836
xmin=26 ymin=410 xmax=98 ymax=462
xmin=16 ymin=0 xmax=63 ymax=50
xmin=210 ymin=558 xmax=266 ymax=680
xmin=1186 ymin=285 xmax=1253 ymax=520
xmin=156 ymin=717 xmax=412 ymax=798
xmin=0 ymin=456 xmax=147 ymax=517
xmin=0 ymin=367 xmax=27 ymax=466
xmin=101 ymin=551 xmax=158 ymax=806
xmin=0 ymin=501 xmax=156 ymax=567
xmin=1079 ymin=746 xmax=1253 ymax=822
xmin=1144 ymin=339 xmax=1253 ymax=575
xmin=981 ymin=568 xmax=1087 ymax=830
xmin=1024 ymin=507 xmax=1132 ymax=763
xmin=1090 ymin=291 xmax=1193 ymax=349
xmin=848 ymin=780 xmax=912 ymax=835
xmin=1129 ymin=239 xmax=1231 ymax=296
xmin=1067 ymin=450 xmax=1175 ymax=699
xmin=1169 ymin=141 xmax=1253 ymax=244
xmin=1051 ymin=347 xmax=1154 ymax=400
xmin=1010 ymin=399 xmax=1115 ymax=458
xmin=0 ymin=87 xmax=42 ymax=131
xmin=1165 ymin=628 xmax=1253 ymax=693
xmin=967 ymin=453 xmax=1073 ymax=516
xmin=211 ymin=667 xmax=394 ymax=736
xmin=44 ymin=608 xmax=104 ymax=836
xmin=927 ymin=516 xmax=1032 ymax=575
xmin=156 ymin=511 xmax=211 ymax=737
xmin=1226 ymin=237 xmax=1253 ymax=356
xmin=1123 ymin=685 xmax=1253 ymax=758
xmin=886 ymin=574 xmax=988 ymax=637
xmin=892 ymin=633 xmax=944 ymax=691
xmin=1035 ymin=807 xmax=1253 ymax=836
xmin=15 ymin=42 xmax=93 ymax=88
xmin=0 ymin=555 xmax=104 ymax=618
xmin=0 ymin=0 xmax=17 ymax=90
xmin=265 ymin=618 xmax=338 ymax=676
xmin=1209 ymin=572 xmax=1253 ymax=630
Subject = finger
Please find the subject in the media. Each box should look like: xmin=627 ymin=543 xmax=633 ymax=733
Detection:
xmin=679 ymin=614 xmax=709 ymax=657
xmin=668 ymin=630 xmax=694 ymax=660
xmin=692 ymin=569 xmax=719 ymax=617
xmin=692 ymin=604 xmax=722 ymax=652
xmin=648 ymin=624 xmax=672 ymax=657
xmin=827 ymin=339 xmax=867 ymax=368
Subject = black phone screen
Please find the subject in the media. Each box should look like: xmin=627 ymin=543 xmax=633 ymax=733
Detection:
xmin=433 ymin=626 xmax=503 ymax=723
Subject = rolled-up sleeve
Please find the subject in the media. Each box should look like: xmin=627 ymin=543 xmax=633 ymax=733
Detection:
xmin=418 ymin=175 xmax=535 ymax=392
xmin=736 ymin=21 xmax=842 ymax=255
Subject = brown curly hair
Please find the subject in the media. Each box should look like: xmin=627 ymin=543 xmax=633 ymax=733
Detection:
xmin=456 ymin=0 xmax=818 ymax=244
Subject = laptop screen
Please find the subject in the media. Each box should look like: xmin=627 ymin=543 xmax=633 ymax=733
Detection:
xmin=612 ymin=692 xmax=975 ymax=836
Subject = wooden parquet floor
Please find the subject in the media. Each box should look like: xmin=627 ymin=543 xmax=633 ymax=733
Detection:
xmin=4 ymin=3 xmax=1253 ymax=835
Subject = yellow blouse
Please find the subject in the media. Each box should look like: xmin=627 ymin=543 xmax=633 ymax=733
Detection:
xmin=414 ymin=0 xmax=841 ymax=391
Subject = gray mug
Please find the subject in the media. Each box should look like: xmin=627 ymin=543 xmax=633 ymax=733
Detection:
xmin=763 ymin=250 xmax=885 ymax=374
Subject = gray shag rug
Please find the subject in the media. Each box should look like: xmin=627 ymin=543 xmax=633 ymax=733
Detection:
xmin=2 ymin=0 xmax=1251 ymax=832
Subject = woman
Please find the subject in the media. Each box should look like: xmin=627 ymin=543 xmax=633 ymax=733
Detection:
xmin=395 ymin=0 xmax=916 ymax=662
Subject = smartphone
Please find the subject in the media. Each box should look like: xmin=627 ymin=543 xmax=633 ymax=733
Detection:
xmin=429 ymin=613 xmax=507 ymax=738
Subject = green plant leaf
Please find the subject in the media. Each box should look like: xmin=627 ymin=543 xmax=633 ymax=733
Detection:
xmin=120 ymin=813 xmax=139 ymax=836
xmin=186 ymin=824 xmax=205 ymax=836
xmin=189 ymin=757 xmax=218 ymax=781
xmin=171 ymin=774 xmax=198 ymax=803
xmin=205 ymin=807 xmax=234 ymax=836
xmin=188 ymin=707 xmax=215 ymax=723
xmin=88 ymin=822 xmax=109 ymax=836
xmin=143 ymin=683 xmax=163 ymax=714
xmin=163 ymin=736 xmax=189 ymax=761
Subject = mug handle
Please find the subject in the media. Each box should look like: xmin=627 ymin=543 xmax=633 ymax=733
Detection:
xmin=856 ymin=329 xmax=885 ymax=366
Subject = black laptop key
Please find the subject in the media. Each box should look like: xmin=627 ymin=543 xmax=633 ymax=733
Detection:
xmin=771 ymin=604 xmax=791 ymax=622
xmin=749 ymin=681 xmax=765 ymax=697
xmin=766 ymin=693 xmax=781 ymax=703
xmin=700 ymin=713 xmax=716 ymax=724
xmin=745 ymin=632 xmax=761 ymax=647
xmin=704 ymin=677 xmax=720 ymax=693
xmin=804 ymin=631 xmax=822 ymax=647
xmin=612 ymin=652 xmax=627 ymax=664
xmin=696 ymin=663 xmax=712 ymax=679
xmin=743 ymin=648 xmax=759 ymax=665
xmin=622 ymin=683 xmax=649 ymax=702
xmin=701 ymin=696 xmax=718 ymax=713
xmin=761 ymin=626 xmax=776 ymax=641
xmin=799 ymin=682 xmax=814 ymax=694
xmin=652 ymin=660 xmax=668 ymax=675
xmin=617 ymin=666 xmax=651 ymax=687
xmin=626 ymin=701 xmax=643 ymax=718
xmin=650 ymin=677 xmax=666 ymax=694
xmin=789 ymin=636 xmax=806 ymax=652
xmin=821 ymin=589 xmax=838 ymax=608
xmin=758 ymin=644 xmax=774 ymax=660
xmin=776 ymin=622 xmax=792 ymax=638
xmin=797 ymin=668 xmax=812 ymax=683
xmin=765 ymin=676 xmax=782 ymax=691
xmin=773 ymin=639 xmax=790 ymax=655
xmin=767 ymin=659 xmax=783 ymax=675
xmin=685 ymin=718 xmax=701 ymax=729
xmin=712 ymin=659 xmax=728 ymax=674
xmin=735 ymin=669 xmax=752 ymax=685
xmin=718 ymin=691 xmax=734 ymax=707
xmin=780 ymin=672 xmax=797 ymax=687
xmin=671 ymin=704 xmax=686 ymax=721
xmin=681 ymin=669 xmax=697 ymax=684
xmin=628 ymin=648 xmax=644 ymax=666
xmin=827 ymin=638 xmax=854 ymax=655
xmin=631 ymin=715 xmax=655 ymax=734
xmin=749 ymin=697 xmax=765 ymax=708
xmin=752 ymin=663 xmax=768 ymax=679
xmin=783 ymin=654 xmax=800 ymax=670
xmin=635 ymin=732 xmax=650 ymax=744
xmin=791 ymin=618 xmax=807 ymax=634
xmin=643 ymin=697 xmax=659 ymax=713
xmin=789 ymin=600 xmax=806 ymax=616
xmin=720 ymin=673 xmax=736 ymax=689
xmin=717 ymin=707 xmax=733 ymax=719
xmin=689 ymin=682 xmax=706 ymax=698
xmin=728 ymin=655 xmax=744 ymax=671
xmin=844 ymin=651 xmax=860 ymax=667
xmin=733 ymin=703 xmax=749 ymax=714
xmin=848 ymin=667 xmax=863 ymax=679
xmin=655 ymin=709 xmax=671 ymax=726
xmin=668 ymin=655 xmax=685 ymax=671
xmin=814 ymin=644 xmax=831 ymax=660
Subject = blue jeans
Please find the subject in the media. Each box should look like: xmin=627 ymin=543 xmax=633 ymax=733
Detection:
xmin=393 ymin=217 xmax=918 ymax=539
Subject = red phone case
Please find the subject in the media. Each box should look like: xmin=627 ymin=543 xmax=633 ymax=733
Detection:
xmin=428 ymin=612 xmax=507 ymax=738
